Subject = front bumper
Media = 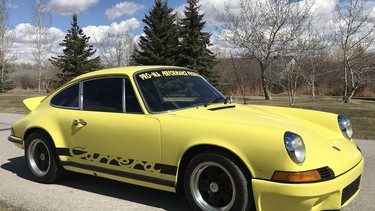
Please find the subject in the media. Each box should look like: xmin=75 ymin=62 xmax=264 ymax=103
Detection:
xmin=8 ymin=135 xmax=25 ymax=149
xmin=252 ymin=158 xmax=364 ymax=211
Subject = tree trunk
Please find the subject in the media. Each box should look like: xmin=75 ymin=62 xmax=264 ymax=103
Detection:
xmin=37 ymin=64 xmax=42 ymax=93
xmin=310 ymin=71 xmax=315 ymax=101
xmin=311 ymin=82 xmax=315 ymax=101
xmin=260 ymin=68 xmax=272 ymax=100
xmin=0 ymin=62 xmax=4 ymax=93
xmin=342 ymin=60 xmax=349 ymax=102
xmin=343 ymin=83 xmax=360 ymax=103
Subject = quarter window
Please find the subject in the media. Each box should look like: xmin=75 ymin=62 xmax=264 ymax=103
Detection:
xmin=50 ymin=84 xmax=79 ymax=109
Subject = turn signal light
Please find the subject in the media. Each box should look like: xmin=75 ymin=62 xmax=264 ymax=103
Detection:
xmin=272 ymin=169 xmax=321 ymax=183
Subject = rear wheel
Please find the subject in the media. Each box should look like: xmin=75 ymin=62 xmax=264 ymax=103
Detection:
xmin=25 ymin=132 xmax=65 ymax=183
xmin=184 ymin=152 xmax=254 ymax=211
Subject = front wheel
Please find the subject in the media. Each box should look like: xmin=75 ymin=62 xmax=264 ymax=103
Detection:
xmin=184 ymin=152 xmax=254 ymax=211
xmin=25 ymin=132 xmax=65 ymax=183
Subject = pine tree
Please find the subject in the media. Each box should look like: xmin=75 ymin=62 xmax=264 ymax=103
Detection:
xmin=176 ymin=0 xmax=218 ymax=86
xmin=49 ymin=14 xmax=101 ymax=86
xmin=0 ymin=63 xmax=14 ymax=93
xmin=133 ymin=0 xmax=178 ymax=65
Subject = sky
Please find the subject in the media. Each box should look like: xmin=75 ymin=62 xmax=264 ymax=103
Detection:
xmin=5 ymin=0 xmax=375 ymax=64
xmin=8 ymin=0 xmax=188 ymax=34
xmin=6 ymin=0 xmax=194 ymax=63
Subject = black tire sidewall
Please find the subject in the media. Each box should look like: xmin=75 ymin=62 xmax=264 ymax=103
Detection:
xmin=184 ymin=152 xmax=252 ymax=211
xmin=25 ymin=132 xmax=63 ymax=183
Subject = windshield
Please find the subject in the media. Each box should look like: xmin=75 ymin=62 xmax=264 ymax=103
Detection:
xmin=135 ymin=69 xmax=225 ymax=112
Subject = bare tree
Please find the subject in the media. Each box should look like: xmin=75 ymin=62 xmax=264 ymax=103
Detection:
xmin=271 ymin=26 xmax=335 ymax=106
xmin=97 ymin=29 xmax=135 ymax=68
xmin=299 ymin=32 xmax=332 ymax=101
xmin=274 ymin=56 xmax=300 ymax=106
xmin=0 ymin=0 xmax=14 ymax=92
xmin=28 ymin=0 xmax=54 ymax=93
xmin=217 ymin=0 xmax=313 ymax=100
xmin=333 ymin=0 xmax=375 ymax=103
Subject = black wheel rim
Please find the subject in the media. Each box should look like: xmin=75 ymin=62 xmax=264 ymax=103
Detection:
xmin=190 ymin=162 xmax=236 ymax=211
xmin=27 ymin=139 xmax=51 ymax=177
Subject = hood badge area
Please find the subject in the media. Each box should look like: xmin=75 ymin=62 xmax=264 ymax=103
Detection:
xmin=332 ymin=146 xmax=341 ymax=151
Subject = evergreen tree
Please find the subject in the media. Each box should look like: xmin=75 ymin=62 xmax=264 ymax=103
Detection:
xmin=177 ymin=0 xmax=218 ymax=86
xmin=49 ymin=14 xmax=101 ymax=86
xmin=133 ymin=0 xmax=178 ymax=65
xmin=0 ymin=63 xmax=14 ymax=93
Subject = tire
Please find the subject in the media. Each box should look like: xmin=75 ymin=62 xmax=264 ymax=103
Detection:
xmin=184 ymin=152 xmax=254 ymax=211
xmin=25 ymin=132 xmax=65 ymax=183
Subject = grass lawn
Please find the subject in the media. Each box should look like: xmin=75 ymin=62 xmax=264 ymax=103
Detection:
xmin=0 ymin=92 xmax=42 ymax=113
xmin=1 ymin=92 xmax=374 ymax=140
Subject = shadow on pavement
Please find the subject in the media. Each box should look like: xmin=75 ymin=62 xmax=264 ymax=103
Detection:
xmin=1 ymin=156 xmax=33 ymax=180
xmin=1 ymin=156 xmax=191 ymax=211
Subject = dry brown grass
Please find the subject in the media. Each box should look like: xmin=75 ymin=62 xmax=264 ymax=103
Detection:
xmin=0 ymin=92 xmax=43 ymax=113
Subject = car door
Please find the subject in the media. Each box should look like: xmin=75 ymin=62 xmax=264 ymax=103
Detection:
xmin=69 ymin=77 xmax=162 ymax=179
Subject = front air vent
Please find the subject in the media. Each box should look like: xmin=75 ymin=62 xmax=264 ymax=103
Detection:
xmin=341 ymin=175 xmax=361 ymax=205
xmin=317 ymin=166 xmax=335 ymax=181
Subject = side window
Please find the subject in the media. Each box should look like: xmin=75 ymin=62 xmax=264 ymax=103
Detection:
xmin=125 ymin=78 xmax=142 ymax=113
xmin=83 ymin=78 xmax=123 ymax=112
xmin=50 ymin=84 xmax=79 ymax=109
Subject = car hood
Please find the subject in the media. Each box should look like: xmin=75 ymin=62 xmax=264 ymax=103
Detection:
xmin=161 ymin=104 xmax=363 ymax=178
xmin=171 ymin=104 xmax=333 ymax=133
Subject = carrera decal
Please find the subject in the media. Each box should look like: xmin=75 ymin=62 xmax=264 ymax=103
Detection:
xmin=60 ymin=161 xmax=175 ymax=188
xmin=56 ymin=147 xmax=177 ymax=176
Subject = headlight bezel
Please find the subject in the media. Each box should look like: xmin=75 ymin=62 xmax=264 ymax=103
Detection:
xmin=338 ymin=115 xmax=353 ymax=140
xmin=284 ymin=131 xmax=306 ymax=165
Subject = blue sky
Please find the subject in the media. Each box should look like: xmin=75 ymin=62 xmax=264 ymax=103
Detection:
xmin=5 ymin=0 xmax=375 ymax=64
xmin=7 ymin=0 xmax=196 ymax=63
xmin=8 ymin=0 xmax=187 ymax=32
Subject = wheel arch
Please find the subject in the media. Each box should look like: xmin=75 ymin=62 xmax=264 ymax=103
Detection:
xmin=24 ymin=127 xmax=67 ymax=183
xmin=176 ymin=144 xmax=253 ymax=193
xmin=24 ymin=127 xmax=55 ymax=148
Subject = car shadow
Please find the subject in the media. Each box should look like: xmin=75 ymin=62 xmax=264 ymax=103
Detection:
xmin=1 ymin=156 xmax=191 ymax=211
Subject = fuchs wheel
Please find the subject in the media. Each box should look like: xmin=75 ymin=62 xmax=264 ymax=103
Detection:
xmin=184 ymin=152 xmax=254 ymax=211
xmin=25 ymin=132 xmax=65 ymax=183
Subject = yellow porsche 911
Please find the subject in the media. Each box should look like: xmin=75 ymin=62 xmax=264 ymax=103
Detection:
xmin=8 ymin=66 xmax=363 ymax=211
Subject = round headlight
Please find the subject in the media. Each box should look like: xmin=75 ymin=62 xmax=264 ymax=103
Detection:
xmin=338 ymin=115 xmax=353 ymax=139
xmin=284 ymin=132 xmax=306 ymax=164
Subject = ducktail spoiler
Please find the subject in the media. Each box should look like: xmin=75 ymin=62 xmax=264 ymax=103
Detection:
xmin=23 ymin=96 xmax=46 ymax=114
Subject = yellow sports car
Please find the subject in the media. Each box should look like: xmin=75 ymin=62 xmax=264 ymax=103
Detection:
xmin=8 ymin=66 xmax=363 ymax=211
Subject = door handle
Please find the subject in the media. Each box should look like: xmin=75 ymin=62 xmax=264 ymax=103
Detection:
xmin=73 ymin=120 xmax=87 ymax=126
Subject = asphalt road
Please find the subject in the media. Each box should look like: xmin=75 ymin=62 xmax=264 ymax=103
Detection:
xmin=0 ymin=113 xmax=374 ymax=211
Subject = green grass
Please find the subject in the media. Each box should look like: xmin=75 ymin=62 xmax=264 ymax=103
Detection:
xmin=1 ymin=93 xmax=374 ymax=140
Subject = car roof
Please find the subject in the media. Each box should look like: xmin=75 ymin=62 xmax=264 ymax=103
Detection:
xmin=71 ymin=65 xmax=188 ymax=82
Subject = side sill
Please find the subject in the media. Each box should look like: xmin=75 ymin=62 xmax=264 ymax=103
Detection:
xmin=61 ymin=161 xmax=176 ymax=188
